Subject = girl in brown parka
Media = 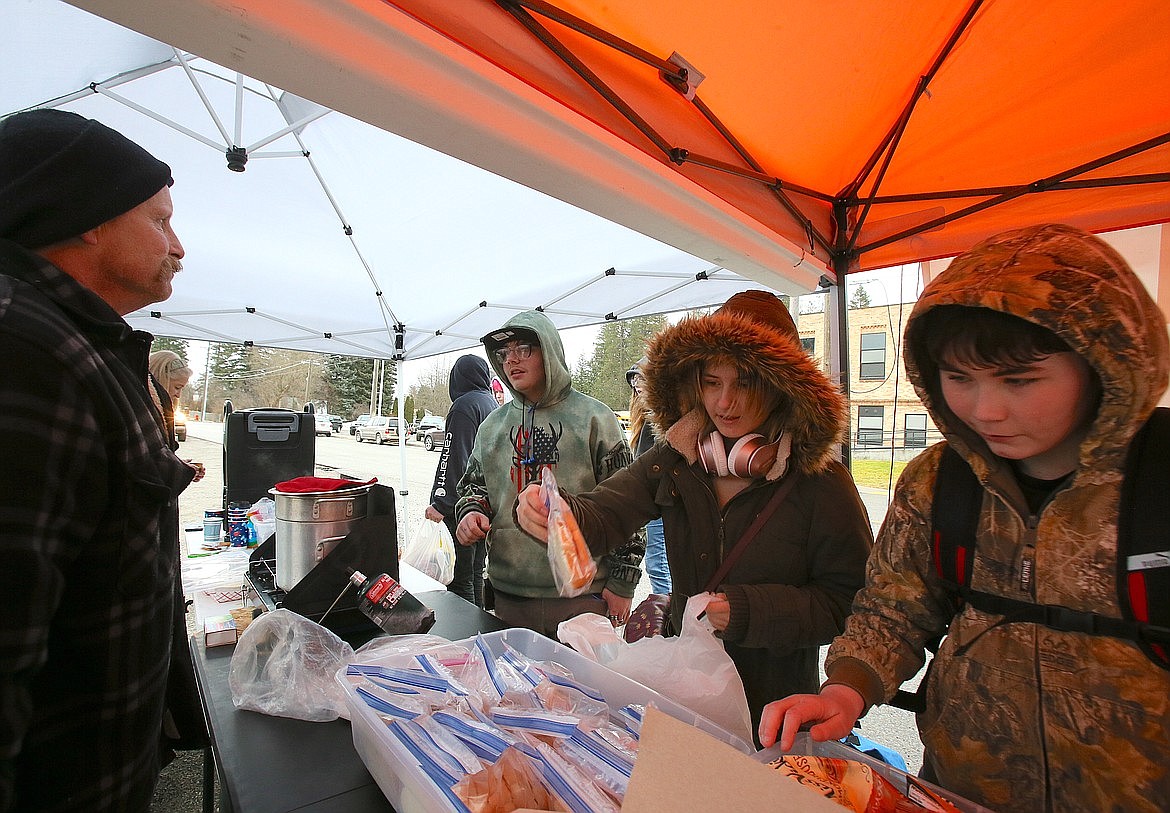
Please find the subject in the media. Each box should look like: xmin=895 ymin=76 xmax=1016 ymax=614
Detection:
xmin=516 ymin=290 xmax=873 ymax=742
xmin=761 ymin=224 xmax=1170 ymax=813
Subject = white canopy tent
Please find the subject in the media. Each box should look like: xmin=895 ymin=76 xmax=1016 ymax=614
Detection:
xmin=4 ymin=0 xmax=780 ymax=365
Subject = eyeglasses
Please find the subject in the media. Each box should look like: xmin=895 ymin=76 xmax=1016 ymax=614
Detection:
xmin=494 ymin=343 xmax=535 ymax=364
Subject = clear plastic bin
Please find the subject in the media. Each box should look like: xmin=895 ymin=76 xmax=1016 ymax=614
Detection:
xmin=342 ymin=627 xmax=754 ymax=813
xmin=755 ymin=733 xmax=998 ymax=813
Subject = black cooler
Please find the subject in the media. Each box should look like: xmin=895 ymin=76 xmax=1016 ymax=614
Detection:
xmin=222 ymin=402 xmax=315 ymax=511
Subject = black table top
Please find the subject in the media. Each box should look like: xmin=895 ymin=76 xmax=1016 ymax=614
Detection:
xmin=192 ymin=590 xmax=507 ymax=813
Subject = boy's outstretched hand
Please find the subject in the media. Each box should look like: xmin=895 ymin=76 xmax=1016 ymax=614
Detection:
xmin=758 ymin=684 xmax=866 ymax=751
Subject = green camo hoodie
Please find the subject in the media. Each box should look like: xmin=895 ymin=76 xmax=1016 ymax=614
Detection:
xmin=455 ymin=310 xmax=642 ymax=598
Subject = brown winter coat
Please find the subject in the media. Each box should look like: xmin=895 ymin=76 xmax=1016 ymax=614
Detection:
xmin=827 ymin=225 xmax=1170 ymax=813
xmin=564 ymin=303 xmax=873 ymax=734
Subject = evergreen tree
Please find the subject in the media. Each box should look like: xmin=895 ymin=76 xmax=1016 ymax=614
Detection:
xmin=574 ymin=314 xmax=668 ymax=409
xmin=149 ymin=336 xmax=190 ymax=361
xmin=325 ymin=354 xmax=380 ymax=419
xmin=199 ymin=342 xmax=251 ymax=415
xmin=849 ymin=283 xmax=873 ymax=309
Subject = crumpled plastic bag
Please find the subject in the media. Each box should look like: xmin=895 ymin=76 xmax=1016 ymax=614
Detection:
xmin=246 ymin=496 xmax=276 ymax=545
xmin=558 ymin=593 xmax=752 ymax=746
xmin=228 ymin=609 xmax=354 ymax=722
xmin=402 ymin=519 xmax=456 ymax=585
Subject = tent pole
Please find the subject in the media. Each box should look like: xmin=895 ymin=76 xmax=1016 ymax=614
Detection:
xmin=394 ymin=326 xmax=408 ymax=554
xmin=396 ymin=375 xmax=408 ymax=554
xmin=832 ymin=202 xmax=852 ymax=468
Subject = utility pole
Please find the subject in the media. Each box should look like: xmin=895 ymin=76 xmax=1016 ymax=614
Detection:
xmin=199 ymin=341 xmax=211 ymax=421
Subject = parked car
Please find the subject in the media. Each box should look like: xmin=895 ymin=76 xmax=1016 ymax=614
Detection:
xmin=174 ymin=407 xmax=187 ymax=442
xmin=415 ymin=416 xmax=447 ymax=451
xmin=313 ymin=412 xmax=333 ymax=437
xmin=355 ymin=415 xmax=400 ymax=444
xmin=327 ymin=414 xmax=343 ymax=432
xmin=349 ymin=414 xmax=372 ymax=435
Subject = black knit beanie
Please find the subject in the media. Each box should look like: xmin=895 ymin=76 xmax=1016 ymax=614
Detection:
xmin=0 ymin=109 xmax=173 ymax=249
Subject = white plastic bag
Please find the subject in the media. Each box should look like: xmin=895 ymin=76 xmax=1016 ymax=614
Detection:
xmin=558 ymin=593 xmax=752 ymax=746
xmin=246 ymin=496 xmax=276 ymax=544
xmin=402 ymin=519 xmax=456 ymax=585
xmin=228 ymin=609 xmax=355 ymax=721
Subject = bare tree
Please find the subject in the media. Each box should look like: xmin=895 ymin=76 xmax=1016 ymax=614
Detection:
xmin=409 ymin=358 xmax=454 ymax=418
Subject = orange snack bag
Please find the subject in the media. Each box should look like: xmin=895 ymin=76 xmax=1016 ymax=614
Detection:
xmin=767 ymin=755 xmax=961 ymax=813
xmin=541 ymin=466 xmax=596 ymax=597
xmin=453 ymin=747 xmax=566 ymax=813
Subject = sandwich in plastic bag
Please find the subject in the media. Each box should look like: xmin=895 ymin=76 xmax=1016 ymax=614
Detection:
xmin=542 ymin=466 xmax=596 ymax=597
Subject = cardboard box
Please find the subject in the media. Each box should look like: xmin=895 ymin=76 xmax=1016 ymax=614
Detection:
xmin=341 ymin=628 xmax=754 ymax=813
xmin=203 ymin=614 xmax=238 ymax=648
xmin=625 ymin=708 xmax=842 ymax=812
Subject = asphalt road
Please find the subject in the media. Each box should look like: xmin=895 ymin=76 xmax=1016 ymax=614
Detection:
xmin=153 ymin=420 xmax=924 ymax=811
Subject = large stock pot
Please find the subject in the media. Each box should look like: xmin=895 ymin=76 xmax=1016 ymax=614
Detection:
xmin=270 ymin=483 xmax=373 ymax=590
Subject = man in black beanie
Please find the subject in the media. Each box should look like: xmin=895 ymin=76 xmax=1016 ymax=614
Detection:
xmin=0 ymin=109 xmax=196 ymax=812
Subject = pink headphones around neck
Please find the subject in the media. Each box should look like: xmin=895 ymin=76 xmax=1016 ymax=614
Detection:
xmin=697 ymin=432 xmax=780 ymax=479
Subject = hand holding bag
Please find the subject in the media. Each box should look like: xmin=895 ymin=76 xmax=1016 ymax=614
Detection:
xmin=599 ymin=593 xmax=754 ymax=745
xmin=624 ymin=593 xmax=671 ymax=642
xmin=623 ymin=471 xmax=801 ymax=643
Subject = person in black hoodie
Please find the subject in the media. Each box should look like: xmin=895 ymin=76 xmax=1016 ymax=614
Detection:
xmin=424 ymin=354 xmax=499 ymax=606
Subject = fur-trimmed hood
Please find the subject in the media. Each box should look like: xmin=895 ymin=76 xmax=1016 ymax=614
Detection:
xmin=642 ymin=301 xmax=847 ymax=477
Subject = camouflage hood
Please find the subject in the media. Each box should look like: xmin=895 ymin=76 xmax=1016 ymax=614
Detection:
xmin=905 ymin=223 xmax=1170 ymax=475
xmin=642 ymin=292 xmax=847 ymax=477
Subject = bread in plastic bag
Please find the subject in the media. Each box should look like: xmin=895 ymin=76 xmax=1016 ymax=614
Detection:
xmin=541 ymin=466 xmax=596 ymax=597
xmin=228 ymin=608 xmax=355 ymax=721
xmin=402 ymin=518 xmax=457 ymax=584
xmin=557 ymin=593 xmax=752 ymax=746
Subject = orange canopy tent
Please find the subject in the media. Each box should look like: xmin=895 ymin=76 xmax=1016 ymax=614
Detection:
xmin=66 ymin=0 xmax=1170 ymax=292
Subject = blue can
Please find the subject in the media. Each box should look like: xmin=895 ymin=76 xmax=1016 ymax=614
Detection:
xmin=227 ymin=502 xmax=250 ymax=547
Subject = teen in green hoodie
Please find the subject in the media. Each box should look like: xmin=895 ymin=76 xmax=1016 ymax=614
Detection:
xmin=455 ymin=310 xmax=644 ymax=636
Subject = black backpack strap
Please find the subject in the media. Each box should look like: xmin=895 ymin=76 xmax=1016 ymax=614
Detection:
xmin=893 ymin=413 xmax=1170 ymax=713
xmin=890 ymin=445 xmax=983 ymax=713
xmin=930 ymin=445 xmax=981 ymax=591
xmin=1118 ymin=407 xmax=1170 ymax=669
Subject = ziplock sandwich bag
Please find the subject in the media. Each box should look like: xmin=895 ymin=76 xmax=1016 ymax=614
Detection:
xmin=541 ymin=466 xmax=596 ymax=597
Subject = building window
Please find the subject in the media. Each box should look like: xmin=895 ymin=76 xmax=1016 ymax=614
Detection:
xmin=904 ymin=413 xmax=928 ymax=447
xmin=857 ymin=405 xmax=884 ymax=446
xmin=801 ymin=337 xmax=815 ymax=354
xmin=859 ymin=332 xmax=886 ymax=380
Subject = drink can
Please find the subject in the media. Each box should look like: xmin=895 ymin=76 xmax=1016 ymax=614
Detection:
xmin=227 ymin=502 xmax=250 ymax=547
xmin=203 ymin=508 xmax=224 ymax=545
